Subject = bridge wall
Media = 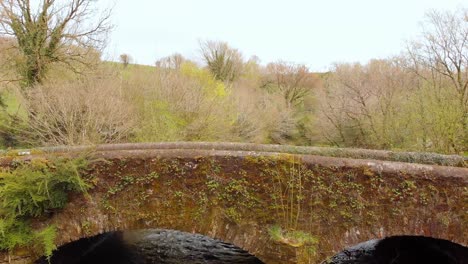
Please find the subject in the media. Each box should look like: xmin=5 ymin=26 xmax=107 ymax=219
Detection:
xmin=0 ymin=146 xmax=466 ymax=263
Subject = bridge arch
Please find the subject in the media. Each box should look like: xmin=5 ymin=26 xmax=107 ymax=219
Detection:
xmin=34 ymin=229 xmax=265 ymax=264
xmin=327 ymin=235 xmax=468 ymax=264
xmin=1 ymin=143 xmax=466 ymax=263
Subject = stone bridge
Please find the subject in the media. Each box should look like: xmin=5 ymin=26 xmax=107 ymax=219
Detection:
xmin=0 ymin=142 xmax=467 ymax=263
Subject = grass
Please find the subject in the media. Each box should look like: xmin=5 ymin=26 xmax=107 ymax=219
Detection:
xmin=268 ymin=225 xmax=318 ymax=247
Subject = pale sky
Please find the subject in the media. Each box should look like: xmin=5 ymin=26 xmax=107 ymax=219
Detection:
xmin=102 ymin=0 xmax=466 ymax=71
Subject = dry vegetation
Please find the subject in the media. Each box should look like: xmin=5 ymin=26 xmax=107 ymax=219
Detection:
xmin=0 ymin=4 xmax=466 ymax=155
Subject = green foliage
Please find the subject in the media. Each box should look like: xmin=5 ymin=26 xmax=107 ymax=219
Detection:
xmin=0 ymin=218 xmax=57 ymax=258
xmin=34 ymin=225 xmax=57 ymax=259
xmin=130 ymin=62 xmax=236 ymax=142
xmin=0 ymin=157 xmax=89 ymax=257
xmin=0 ymin=217 xmax=32 ymax=251
xmin=268 ymin=225 xmax=283 ymax=241
xmin=0 ymin=158 xmax=89 ymax=218
xmin=398 ymin=83 xmax=465 ymax=153
xmin=133 ymin=100 xmax=187 ymax=142
xmin=180 ymin=62 xmax=228 ymax=98
xmin=268 ymin=225 xmax=318 ymax=248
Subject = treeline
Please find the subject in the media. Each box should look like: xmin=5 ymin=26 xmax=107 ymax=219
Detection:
xmin=0 ymin=4 xmax=466 ymax=154
xmin=321 ymin=9 xmax=467 ymax=154
xmin=0 ymin=50 xmax=322 ymax=147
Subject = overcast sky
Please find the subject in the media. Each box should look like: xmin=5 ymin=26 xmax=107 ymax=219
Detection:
xmin=102 ymin=0 xmax=466 ymax=71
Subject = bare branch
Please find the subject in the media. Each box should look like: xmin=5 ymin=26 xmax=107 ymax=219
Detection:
xmin=263 ymin=61 xmax=319 ymax=107
xmin=0 ymin=0 xmax=113 ymax=86
xmin=199 ymin=40 xmax=244 ymax=83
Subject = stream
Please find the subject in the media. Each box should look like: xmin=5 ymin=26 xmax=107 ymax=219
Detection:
xmin=34 ymin=229 xmax=264 ymax=264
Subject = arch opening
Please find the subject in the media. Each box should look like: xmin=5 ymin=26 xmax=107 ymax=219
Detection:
xmin=326 ymin=236 xmax=468 ymax=264
xmin=34 ymin=229 xmax=264 ymax=264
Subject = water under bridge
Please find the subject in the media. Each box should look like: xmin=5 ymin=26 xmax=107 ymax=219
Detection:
xmin=0 ymin=142 xmax=466 ymax=263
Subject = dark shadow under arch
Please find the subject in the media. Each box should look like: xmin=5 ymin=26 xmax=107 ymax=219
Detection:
xmin=35 ymin=231 xmax=142 ymax=264
xmin=326 ymin=236 xmax=468 ymax=264
xmin=35 ymin=229 xmax=264 ymax=264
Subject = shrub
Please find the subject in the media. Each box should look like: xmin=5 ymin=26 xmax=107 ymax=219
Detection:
xmin=17 ymin=77 xmax=136 ymax=146
xmin=0 ymin=157 xmax=89 ymax=257
xmin=129 ymin=62 xmax=237 ymax=142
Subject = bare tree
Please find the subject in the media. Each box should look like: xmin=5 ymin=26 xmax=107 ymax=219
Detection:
xmin=407 ymin=8 xmax=468 ymax=145
xmin=0 ymin=0 xmax=112 ymax=87
xmin=319 ymin=59 xmax=412 ymax=148
xmin=120 ymin=53 xmax=132 ymax=68
xmin=200 ymin=40 xmax=243 ymax=82
xmin=263 ymin=61 xmax=319 ymax=107
xmin=155 ymin=53 xmax=185 ymax=70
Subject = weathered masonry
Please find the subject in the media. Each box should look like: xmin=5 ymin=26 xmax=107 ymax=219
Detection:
xmin=1 ymin=143 xmax=467 ymax=263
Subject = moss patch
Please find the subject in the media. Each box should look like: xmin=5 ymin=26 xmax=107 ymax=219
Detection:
xmin=19 ymin=153 xmax=466 ymax=264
